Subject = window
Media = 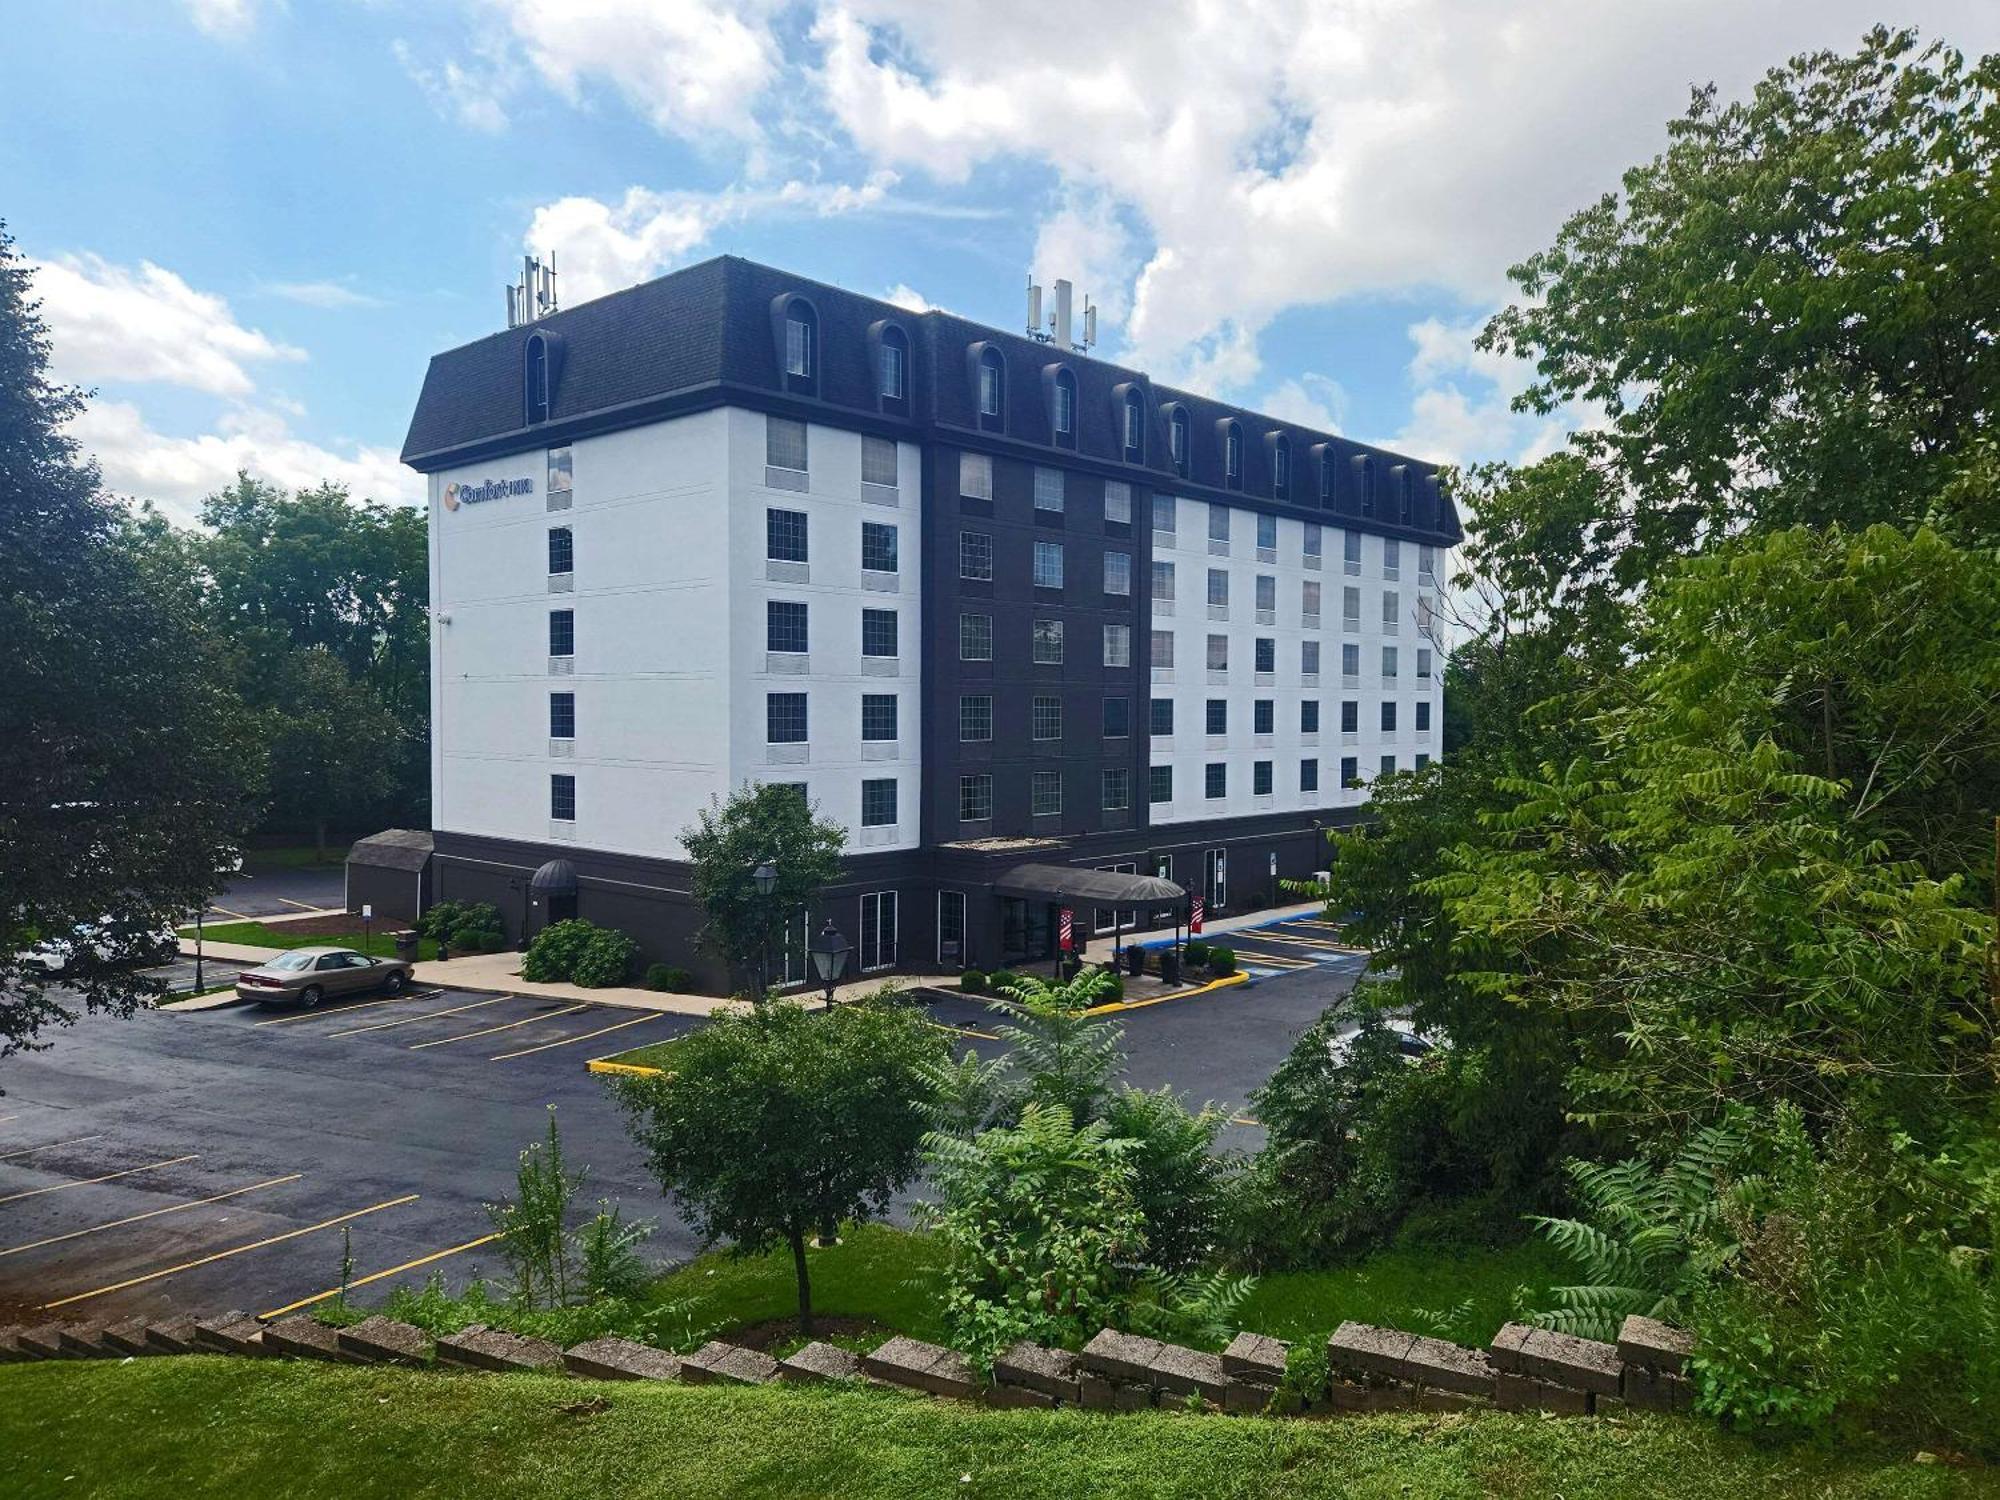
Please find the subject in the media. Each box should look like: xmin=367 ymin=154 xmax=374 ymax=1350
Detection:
xmin=1206 ymin=634 xmax=1228 ymax=672
xmin=960 ymin=773 xmax=994 ymax=821
xmin=1104 ymin=480 xmax=1131 ymax=526
xmin=1123 ymin=391 xmax=1145 ymax=457
xmin=1207 ymin=568 xmax=1229 ymax=609
xmin=1033 ymin=539 xmax=1065 ymax=590
xmin=525 ymin=334 xmax=551 ymax=424
xmin=1416 ymin=701 xmax=1432 ymax=732
xmin=1380 ymin=754 xmax=1397 ymax=778
xmin=549 ymin=691 xmax=575 ymax=739
xmin=1342 ymin=642 xmax=1361 ymax=677
xmin=1301 ymin=758 xmax=1319 ymax=792
xmin=862 ymin=608 xmax=898 ymax=658
xmin=1033 ymin=618 xmax=1065 ymax=663
xmin=1257 ymin=513 xmax=1277 ymax=552
xmin=1399 ymin=468 xmax=1414 ymax=523
xmin=1104 ymin=551 xmax=1131 ymax=595
xmin=1273 ymin=436 xmax=1290 ymax=497
xmin=1032 ymin=770 xmax=1063 ymax=816
xmin=1321 ymin=450 xmax=1337 ymax=507
xmin=1206 ymin=699 xmax=1228 ymax=736
xmin=1382 ymin=645 xmax=1399 ymax=678
xmin=862 ymin=521 xmax=899 ymax=573
xmin=548 ymin=609 xmax=574 ymax=657
xmin=785 ymin=315 xmax=813 ymax=378
xmin=1032 ymin=695 xmax=1063 ymax=741
xmin=959 ymin=530 xmax=992 ymax=580
xmin=959 ymin=451 xmax=993 ymax=500
xmin=1304 ymin=522 xmax=1322 ymax=561
xmin=1205 ymin=763 xmax=1227 ymax=799
xmin=1301 ymin=699 xmax=1320 ymax=733
xmin=550 ymin=773 xmax=575 ymax=821
xmin=766 ymin=600 xmax=808 ymax=654
xmin=1102 ymin=768 xmax=1131 ymax=812
xmin=1340 ymin=700 xmax=1358 ymax=734
xmin=547 ymin=445 xmax=573 ymax=495
xmin=547 ymin=526 xmax=573 ymax=575
xmin=766 ymin=692 xmax=807 ymax=743
xmin=766 ymin=415 xmax=808 ymax=473
xmin=1384 ymin=538 xmax=1401 ymax=578
xmin=767 ymin=508 xmax=808 ymax=562
xmin=1381 ymin=701 xmax=1398 ymax=731
xmin=1256 ymin=574 xmax=1276 ymax=614
xmin=1342 ymin=585 xmax=1361 ymax=625
xmin=960 ymin=613 xmax=993 ymax=661
xmin=1208 ymin=503 xmax=1230 ymax=545
xmin=1151 ymin=629 xmax=1175 ymax=668
xmin=861 ymin=778 xmax=897 ymax=827
xmin=1361 ymin=456 xmax=1378 ymax=515
xmin=979 ymin=350 xmax=1004 ymax=417
xmin=1033 ymin=466 xmax=1066 ymax=513
xmin=1254 ymin=699 xmax=1274 ymax=735
xmin=1103 ymin=697 xmax=1130 ymax=737
xmin=861 ymin=694 xmax=898 ymax=742
xmin=1149 ymin=764 xmax=1174 ymax=802
xmin=1303 ymin=579 xmax=1321 ymax=618
xmin=1103 ymin=623 xmax=1132 ymax=667
xmin=1420 ymin=544 xmax=1437 ymax=581
xmin=1253 ymin=760 xmax=1273 ymax=796
xmin=879 ymin=335 xmax=907 ymax=400
xmin=1344 ymin=530 xmax=1362 ymax=572
xmin=1302 ymin=639 xmax=1321 ymax=675
xmin=1416 ymin=753 xmax=1431 ymax=770
xmin=1170 ymin=408 xmax=1191 ymax=476
xmin=1225 ymin=422 xmax=1243 ymax=484
xmin=1152 ymin=493 xmax=1176 ymax=534
xmin=1255 ymin=637 xmax=1275 ymax=673
xmin=1417 ymin=647 xmax=1433 ymax=679
xmin=862 ymin=435 xmax=899 ymax=488
xmin=1053 ymin=371 xmax=1077 ymax=437
xmin=1382 ymin=589 xmax=1400 ymax=631
xmin=1150 ymin=697 xmax=1174 ymax=736
xmin=960 ymin=695 xmax=992 ymax=741
xmin=1340 ymin=755 xmax=1359 ymax=786
xmin=1152 ymin=559 xmax=1175 ymax=600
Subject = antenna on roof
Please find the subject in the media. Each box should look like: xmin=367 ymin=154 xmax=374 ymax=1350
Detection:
xmin=506 ymin=254 xmax=561 ymax=329
xmin=1025 ymin=276 xmax=1047 ymax=343
xmin=1080 ymin=295 xmax=1097 ymax=353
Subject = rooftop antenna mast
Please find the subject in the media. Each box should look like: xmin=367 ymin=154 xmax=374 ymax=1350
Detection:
xmin=506 ymin=253 xmax=560 ymax=329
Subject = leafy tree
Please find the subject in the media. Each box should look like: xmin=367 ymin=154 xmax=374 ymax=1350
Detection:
xmin=249 ymin=645 xmax=400 ymax=861
xmin=0 ymin=225 xmax=259 ymax=1067
xmin=983 ymin=969 xmax=1125 ymax=1123
xmin=680 ymin=783 xmax=845 ymax=993
xmin=617 ymin=997 xmax=943 ymax=1332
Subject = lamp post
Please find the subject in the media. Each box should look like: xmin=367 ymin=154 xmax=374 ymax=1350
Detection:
xmin=808 ymin=920 xmax=850 ymax=1010
xmin=751 ymin=859 xmax=778 ymax=999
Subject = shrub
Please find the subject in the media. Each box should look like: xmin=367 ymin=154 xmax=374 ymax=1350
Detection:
xmin=1182 ymin=941 xmax=1209 ymax=966
xmin=522 ymin=919 xmax=598 ymax=983
xmin=1206 ymin=945 xmax=1236 ymax=975
xmin=572 ymin=928 xmax=638 ymax=989
xmin=644 ymin=963 xmax=691 ymax=993
xmin=1093 ymin=966 xmax=1124 ymax=1002
xmin=420 ymin=899 xmax=505 ymax=953
xmin=483 ymin=1106 xmax=654 ymax=1311
xmin=1100 ymin=1085 xmax=1230 ymax=1272
xmin=958 ymin=969 xmax=986 ymax=994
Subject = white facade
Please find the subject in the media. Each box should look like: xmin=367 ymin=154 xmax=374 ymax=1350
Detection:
xmin=429 ymin=407 xmax=922 ymax=861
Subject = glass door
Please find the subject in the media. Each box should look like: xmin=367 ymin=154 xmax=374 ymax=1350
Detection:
xmin=937 ymin=891 xmax=966 ymax=967
xmin=860 ymin=890 xmax=898 ymax=971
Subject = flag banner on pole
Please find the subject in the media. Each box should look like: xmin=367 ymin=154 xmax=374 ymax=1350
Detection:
xmin=1058 ymin=907 xmax=1074 ymax=952
xmin=1191 ymin=897 xmax=1205 ymax=934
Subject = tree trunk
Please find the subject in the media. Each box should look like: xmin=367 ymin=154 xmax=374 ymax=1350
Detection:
xmin=817 ymin=1214 xmax=838 ymax=1248
xmin=789 ymin=1226 xmax=814 ymax=1335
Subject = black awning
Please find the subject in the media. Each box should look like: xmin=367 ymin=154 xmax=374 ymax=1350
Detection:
xmin=993 ymin=862 xmax=1185 ymax=907
xmin=529 ymin=859 xmax=579 ymax=896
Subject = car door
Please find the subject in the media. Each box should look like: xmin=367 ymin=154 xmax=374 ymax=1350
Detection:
xmin=340 ymin=953 xmax=382 ymax=993
xmin=311 ymin=953 xmax=352 ymax=995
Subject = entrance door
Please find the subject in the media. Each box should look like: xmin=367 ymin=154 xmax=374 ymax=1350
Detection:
xmin=937 ymin=891 xmax=966 ymax=968
xmin=1204 ymin=847 xmax=1228 ymax=912
xmin=860 ymin=890 xmax=898 ymax=971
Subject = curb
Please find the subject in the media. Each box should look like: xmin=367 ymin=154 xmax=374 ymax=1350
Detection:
xmin=585 ymin=1058 xmax=664 ymax=1079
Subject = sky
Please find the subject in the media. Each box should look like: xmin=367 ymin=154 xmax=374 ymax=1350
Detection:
xmin=3 ymin=1 xmax=1995 ymax=526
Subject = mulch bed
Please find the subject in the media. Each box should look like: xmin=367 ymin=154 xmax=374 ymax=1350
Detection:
xmin=723 ymin=1315 xmax=885 ymax=1353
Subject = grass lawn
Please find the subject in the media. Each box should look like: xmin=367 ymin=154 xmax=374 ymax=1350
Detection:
xmin=600 ymin=1035 xmax=688 ymax=1072
xmin=243 ymin=844 xmax=347 ymax=869
xmin=0 ymin=1357 xmax=1980 ymax=1500
xmin=1238 ymin=1238 xmax=1567 ymax=1350
xmin=178 ymin=920 xmax=438 ymax=960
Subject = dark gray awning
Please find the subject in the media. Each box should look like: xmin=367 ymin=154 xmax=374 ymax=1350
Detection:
xmin=529 ymin=859 xmax=579 ymax=896
xmin=993 ymin=862 xmax=1185 ymax=906
xmin=346 ymin=828 xmax=434 ymax=872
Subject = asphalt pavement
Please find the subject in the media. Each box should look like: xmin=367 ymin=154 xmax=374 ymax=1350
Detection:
xmin=203 ymin=862 xmax=348 ymax=920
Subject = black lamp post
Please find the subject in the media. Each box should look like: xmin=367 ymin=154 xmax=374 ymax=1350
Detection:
xmin=808 ymin=920 xmax=850 ymax=1010
xmin=750 ymin=859 xmax=778 ymax=998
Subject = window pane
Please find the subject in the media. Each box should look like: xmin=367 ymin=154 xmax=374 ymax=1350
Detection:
xmin=861 ymin=435 xmax=898 ymax=487
xmin=1254 ymin=760 xmax=1273 ymax=795
xmin=1208 ymin=568 xmax=1229 ymax=607
xmin=1151 ymin=493 xmax=1176 ymax=533
xmin=861 ymin=694 xmax=898 ymax=741
xmin=1104 ymin=481 xmax=1131 ymax=524
xmin=1103 ymin=697 xmax=1129 ymax=737
xmin=1033 ymin=467 xmax=1065 ymax=511
xmin=1342 ymin=642 xmax=1361 ymax=676
xmin=547 ymin=527 xmax=572 ymax=574
xmin=1343 ymin=585 xmax=1361 ymax=622
xmin=1102 ymin=768 xmax=1131 ymax=811
xmin=1255 ymin=638 xmax=1275 ymax=673
xmin=1206 ymin=699 xmax=1227 ymax=735
xmin=1301 ymin=758 xmax=1318 ymax=791
xmin=785 ymin=317 xmax=812 ymax=377
xmin=1256 ymin=574 xmax=1276 ymax=611
xmin=1341 ymin=755 xmax=1358 ymax=786
xmin=766 ymin=508 xmax=807 ymax=562
xmin=766 ymin=416 xmax=808 ymax=471
xmin=1302 ymin=640 xmax=1320 ymax=674
xmin=1103 ymin=551 xmax=1131 ymax=595
xmin=959 ymin=451 xmax=992 ymax=499
xmin=861 ymin=608 xmax=898 ymax=658
xmin=1150 ymin=629 xmax=1174 ymax=668
xmin=1152 ymin=559 xmax=1175 ymax=599
xmin=1103 ymin=623 xmax=1131 ymax=667
xmin=959 ymin=773 xmax=993 ymax=820
xmin=1032 ymin=695 xmax=1062 ymax=740
xmin=1206 ymin=634 xmax=1227 ymax=671
xmin=960 ymin=613 xmax=993 ymax=661
xmin=1344 ymin=530 xmax=1362 ymax=564
xmin=1031 ymin=770 xmax=1062 ymax=816
xmin=1205 ymin=763 xmax=1227 ymax=799
xmin=1055 ymin=378 xmax=1075 ymax=434
xmin=1301 ymin=699 xmax=1320 ymax=733
xmin=1382 ymin=645 xmax=1399 ymax=677
xmin=1416 ymin=701 xmax=1432 ymax=731
xmin=980 ymin=359 xmax=1002 ymax=416
xmin=1254 ymin=699 xmax=1274 ymax=734
xmin=1381 ymin=701 xmax=1398 ymax=731
xmin=1149 ymin=765 xmax=1174 ymax=803
xmin=1257 ymin=513 xmax=1277 ymax=549
xmin=1208 ymin=503 xmax=1230 ymax=541
xmin=549 ymin=692 xmax=575 ymax=739
xmin=861 ymin=778 xmax=897 ymax=827
xmin=1304 ymin=522 xmax=1321 ymax=557
xmin=1341 ymin=700 xmax=1358 ymax=732
xmin=766 ymin=693 xmax=808 ymax=743
xmin=959 ymin=530 xmax=992 ymax=580
xmin=766 ymin=600 xmax=808 ymax=653
xmin=1125 ymin=396 xmax=1143 ymax=451
xmin=550 ymin=774 xmax=575 ymax=821
xmin=1033 ymin=540 xmax=1065 ymax=589
xmin=960 ymin=695 xmax=992 ymax=741
xmin=1149 ymin=698 xmax=1173 ymax=736
xmin=879 ymin=340 xmax=906 ymax=400
xmin=548 ymin=609 xmax=574 ymax=656
xmin=547 ymin=446 xmax=573 ymax=493
xmin=1032 ymin=618 xmax=1065 ymax=663
xmin=862 ymin=521 xmax=898 ymax=573
xmin=1303 ymin=580 xmax=1321 ymax=615
xmin=1417 ymin=648 xmax=1433 ymax=678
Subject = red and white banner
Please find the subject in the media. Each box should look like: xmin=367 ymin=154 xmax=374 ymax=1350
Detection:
xmin=1190 ymin=897 xmax=1205 ymax=934
xmin=1058 ymin=907 xmax=1074 ymax=951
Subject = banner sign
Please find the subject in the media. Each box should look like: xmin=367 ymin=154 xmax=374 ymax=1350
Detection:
xmin=1058 ymin=907 xmax=1074 ymax=952
xmin=1190 ymin=896 xmax=1205 ymax=934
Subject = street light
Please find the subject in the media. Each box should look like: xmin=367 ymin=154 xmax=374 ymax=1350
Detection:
xmin=752 ymin=861 xmax=778 ymax=897
xmin=808 ymin=920 xmax=850 ymax=1010
xmin=750 ymin=859 xmax=778 ymax=998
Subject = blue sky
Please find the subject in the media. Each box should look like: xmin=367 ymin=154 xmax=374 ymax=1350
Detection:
xmin=4 ymin=1 xmax=1993 ymax=522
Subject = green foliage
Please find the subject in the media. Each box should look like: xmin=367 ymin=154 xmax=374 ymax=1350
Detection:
xmin=958 ymin=969 xmax=986 ymax=994
xmin=618 ymin=997 xmax=944 ymax=1332
xmin=521 ymin=919 xmax=605 ymax=984
xmin=571 ymin=926 xmax=638 ymax=989
xmin=679 ymin=783 xmax=845 ymax=989
xmin=1098 ymin=1085 xmax=1230 ymax=1273
xmin=643 ymin=963 xmax=691 ymax=993
xmin=419 ymin=900 xmax=504 ymax=953
xmin=980 ymin=969 xmax=1126 ymax=1124
xmin=483 ymin=1107 xmax=654 ymax=1311
xmin=1126 ymin=1267 xmax=1259 ymax=1350
xmin=1182 ymin=941 xmax=1209 ymax=966
xmin=1205 ymin=946 xmax=1235 ymax=975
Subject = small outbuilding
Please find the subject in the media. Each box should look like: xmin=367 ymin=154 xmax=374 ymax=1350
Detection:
xmin=345 ymin=828 xmax=435 ymax=925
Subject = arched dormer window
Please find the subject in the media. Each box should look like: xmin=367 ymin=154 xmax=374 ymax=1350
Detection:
xmin=1223 ymin=421 xmax=1244 ymax=488
xmin=768 ymin=294 xmax=819 ymax=396
xmin=1396 ymin=465 xmax=1414 ymax=523
xmin=1052 ymin=368 xmax=1078 ymax=444
xmin=866 ymin=320 xmax=911 ymax=416
xmin=525 ymin=334 xmax=550 ymax=424
xmin=979 ymin=349 xmax=1004 ymax=419
xmin=1319 ymin=448 xmax=1337 ymax=508
xmin=1271 ymin=435 xmax=1291 ymax=500
xmin=1359 ymin=455 xmax=1378 ymax=517
xmin=1168 ymin=406 xmax=1191 ymax=478
xmin=1122 ymin=388 xmax=1145 ymax=463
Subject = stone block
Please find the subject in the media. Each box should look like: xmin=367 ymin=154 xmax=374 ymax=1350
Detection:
xmin=1488 ymin=1322 xmax=1622 ymax=1396
xmin=16 ymin=1324 xmax=68 ymax=1359
xmin=1495 ymin=1370 xmax=1591 ymax=1415
xmin=1616 ymin=1315 xmax=1694 ymax=1375
xmin=1326 ymin=1321 xmax=1419 ymax=1385
xmin=776 ymin=1341 xmax=861 ymax=1385
xmin=1398 ymin=1334 xmax=1495 ymax=1397
xmin=0 ymin=1326 xmax=30 ymax=1362
xmin=1112 ymin=1380 xmax=1157 ymax=1412
xmin=194 ymin=1311 xmax=265 ymax=1356
xmin=1149 ymin=1342 xmax=1228 ymax=1402
xmin=336 ymin=1315 xmax=431 ymax=1366
xmin=681 ymin=1340 xmax=779 ymax=1386
xmin=984 ymin=1382 xmax=1057 ymax=1409
xmin=859 ymin=1335 xmax=975 ymax=1398
xmin=565 ymin=1336 xmax=682 ymax=1382
xmin=1622 ymin=1361 xmax=1693 ymax=1412
xmin=145 ymin=1315 xmax=202 ymax=1354
xmin=435 ymin=1325 xmax=564 ymax=1374
xmin=102 ymin=1318 xmax=157 ymax=1357
xmin=1079 ymin=1328 xmax=1165 ymax=1382
xmin=994 ymin=1340 xmax=1080 ymax=1401
xmin=1224 ymin=1377 xmax=1285 ymax=1415
xmin=263 ymin=1316 xmax=350 ymax=1362
xmin=1325 ymin=1376 xmax=1413 ymax=1412
xmin=1221 ymin=1331 xmax=1288 ymax=1383
xmin=1077 ymin=1370 xmax=1117 ymax=1410
xmin=57 ymin=1321 xmax=117 ymax=1358
xmin=1414 ymin=1386 xmax=1488 ymax=1412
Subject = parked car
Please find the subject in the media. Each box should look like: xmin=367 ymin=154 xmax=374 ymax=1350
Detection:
xmin=235 ymin=946 xmax=412 ymax=1008
xmin=21 ymin=919 xmax=177 ymax=978
xmin=1327 ymin=1017 xmax=1442 ymax=1068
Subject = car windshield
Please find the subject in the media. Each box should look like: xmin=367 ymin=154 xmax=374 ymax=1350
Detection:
xmin=266 ymin=952 xmax=316 ymax=971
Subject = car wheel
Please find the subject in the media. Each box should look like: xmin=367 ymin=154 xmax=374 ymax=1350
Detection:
xmin=300 ymin=985 xmax=324 ymax=1010
xmin=382 ymin=970 xmax=406 ymax=995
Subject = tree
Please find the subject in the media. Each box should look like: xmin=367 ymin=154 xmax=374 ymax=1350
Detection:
xmin=250 ymin=646 xmax=401 ymax=862
xmin=0 ymin=225 xmax=259 ymax=1065
xmin=680 ymin=784 xmax=845 ymax=993
xmin=617 ymin=997 xmax=943 ymax=1332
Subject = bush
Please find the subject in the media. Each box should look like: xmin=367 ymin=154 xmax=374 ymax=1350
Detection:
xmin=522 ymin=919 xmax=598 ymax=982
xmin=1206 ymin=945 xmax=1236 ymax=975
xmin=420 ymin=899 xmax=505 ymax=953
xmin=572 ymin=928 xmax=638 ymax=989
xmin=644 ymin=963 xmax=691 ymax=993
xmin=1100 ymin=1085 xmax=1230 ymax=1272
xmin=958 ymin=969 xmax=986 ymax=994
xmin=1182 ymin=941 xmax=1209 ymax=966
xmin=1093 ymin=967 xmax=1124 ymax=1002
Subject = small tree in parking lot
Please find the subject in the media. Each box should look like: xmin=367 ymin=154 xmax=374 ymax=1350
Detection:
xmin=680 ymin=784 xmax=845 ymax=994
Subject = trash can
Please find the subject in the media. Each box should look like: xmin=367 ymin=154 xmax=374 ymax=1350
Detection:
xmin=393 ymin=929 xmax=420 ymax=963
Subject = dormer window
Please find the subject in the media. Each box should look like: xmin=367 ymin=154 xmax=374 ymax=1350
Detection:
xmin=880 ymin=329 xmax=907 ymax=400
xmin=1122 ymin=390 xmax=1144 ymax=461
xmin=1273 ymin=436 xmax=1290 ymax=500
xmin=1054 ymin=369 xmax=1077 ymax=439
xmin=785 ymin=315 xmax=813 ymax=378
xmin=1224 ymin=422 xmax=1243 ymax=486
xmin=979 ymin=350 xmax=1003 ymax=418
xmin=771 ymin=294 xmax=819 ymax=395
xmin=1320 ymin=450 xmax=1337 ymax=508
xmin=525 ymin=333 xmax=551 ymax=424
xmin=1169 ymin=407 xmax=1190 ymax=477
xmin=1360 ymin=456 xmax=1377 ymax=517
xmin=1397 ymin=465 xmax=1414 ymax=523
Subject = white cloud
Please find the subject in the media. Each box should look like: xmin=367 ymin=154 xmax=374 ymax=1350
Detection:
xmin=182 ymin=0 xmax=262 ymax=38
xmin=885 ymin=284 xmax=939 ymax=313
xmin=1031 ymin=191 xmax=1137 ymax=331
xmin=31 ymin=254 xmax=304 ymax=398
xmin=392 ymin=38 xmax=513 ymax=134
xmin=264 ymin=279 xmax=385 ymax=310
xmin=1261 ymin=373 xmax=1351 ymax=434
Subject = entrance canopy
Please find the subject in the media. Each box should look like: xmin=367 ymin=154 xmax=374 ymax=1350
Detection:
xmin=993 ymin=862 xmax=1185 ymax=907
xmin=529 ymin=859 xmax=579 ymax=896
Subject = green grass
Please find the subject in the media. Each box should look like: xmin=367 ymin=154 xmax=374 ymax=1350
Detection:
xmin=1238 ymin=1238 xmax=1567 ymax=1350
xmin=243 ymin=844 xmax=347 ymax=869
xmin=0 ymin=1357 xmax=1980 ymax=1499
xmin=602 ymin=1036 xmax=689 ymax=1071
xmin=178 ymin=921 xmax=438 ymax=960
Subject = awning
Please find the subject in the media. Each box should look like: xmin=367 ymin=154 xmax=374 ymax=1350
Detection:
xmin=993 ymin=862 xmax=1186 ymax=906
xmin=345 ymin=828 xmax=434 ymax=872
xmin=529 ymin=859 xmax=579 ymax=896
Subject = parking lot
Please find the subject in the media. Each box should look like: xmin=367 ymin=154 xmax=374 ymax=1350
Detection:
xmin=0 ymin=922 xmax=1366 ymax=1325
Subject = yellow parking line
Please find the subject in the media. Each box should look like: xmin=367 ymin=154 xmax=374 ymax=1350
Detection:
xmin=252 ymin=989 xmax=444 ymax=1027
xmin=926 ymin=1020 xmax=1001 ymax=1041
xmin=408 ymin=1003 xmax=587 ymax=1051
xmin=1230 ymin=1115 xmax=1263 ymax=1127
xmin=1084 ymin=971 xmax=1251 ymax=1015
xmin=1228 ymin=948 xmax=1317 ymax=969
xmin=491 ymin=1012 xmax=665 ymax=1062
xmin=0 ymin=1133 xmax=102 ymax=1162
xmin=0 ymin=1173 xmax=302 ymax=1258
xmin=43 ymin=1194 xmax=421 ymax=1310
xmin=328 ymin=994 xmax=512 ymax=1038
xmin=1242 ymin=931 xmax=1353 ymax=952
xmin=259 ymin=1231 xmax=503 ymax=1320
xmin=586 ymin=1057 xmax=663 ymax=1078
xmin=0 ymin=1153 xmax=199 ymax=1205
xmin=207 ymin=904 xmax=252 ymax=920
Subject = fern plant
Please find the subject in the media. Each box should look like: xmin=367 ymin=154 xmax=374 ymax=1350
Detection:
xmin=1128 ymin=1267 xmax=1259 ymax=1348
xmin=1532 ymin=1118 xmax=1763 ymax=1340
xmin=984 ymin=969 xmax=1127 ymax=1124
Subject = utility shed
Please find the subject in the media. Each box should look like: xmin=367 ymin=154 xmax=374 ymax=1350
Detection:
xmin=345 ymin=829 xmax=434 ymax=924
